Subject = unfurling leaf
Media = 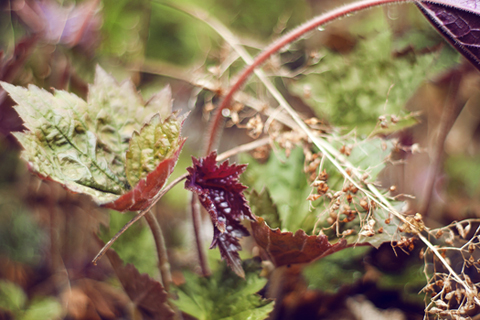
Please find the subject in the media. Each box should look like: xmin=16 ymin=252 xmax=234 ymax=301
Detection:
xmin=103 ymin=114 xmax=186 ymax=211
xmin=174 ymin=259 xmax=274 ymax=320
xmin=1 ymin=66 xmax=185 ymax=212
xmin=251 ymin=217 xmax=347 ymax=267
xmin=416 ymin=0 xmax=480 ymax=72
xmin=185 ymin=151 xmax=255 ymax=277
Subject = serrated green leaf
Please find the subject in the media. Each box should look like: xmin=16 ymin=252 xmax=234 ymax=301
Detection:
xmin=174 ymin=259 xmax=274 ymax=320
xmin=1 ymin=66 xmax=184 ymax=209
xmin=291 ymin=28 xmax=438 ymax=134
xmin=242 ymin=138 xmax=395 ymax=233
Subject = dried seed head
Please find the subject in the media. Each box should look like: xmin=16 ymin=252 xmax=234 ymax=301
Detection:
xmin=389 ymin=185 xmax=397 ymax=192
xmin=307 ymin=194 xmax=321 ymax=201
xmin=468 ymin=244 xmax=475 ymax=254
xmin=333 ymin=191 xmax=343 ymax=199
xmin=360 ymin=199 xmax=369 ymax=211
xmin=318 ymin=169 xmax=328 ymax=181
xmin=346 ymin=194 xmax=353 ymax=203
xmin=342 ymin=229 xmax=354 ymax=236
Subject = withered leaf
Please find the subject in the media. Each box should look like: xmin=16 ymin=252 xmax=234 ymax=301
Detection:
xmin=105 ymin=244 xmax=175 ymax=320
xmin=185 ymin=151 xmax=255 ymax=277
xmin=251 ymin=217 xmax=347 ymax=267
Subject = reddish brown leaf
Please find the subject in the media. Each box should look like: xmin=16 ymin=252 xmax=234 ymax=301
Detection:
xmin=251 ymin=217 xmax=347 ymax=267
xmin=102 ymin=139 xmax=186 ymax=212
xmin=185 ymin=151 xmax=255 ymax=277
xmin=104 ymin=244 xmax=175 ymax=320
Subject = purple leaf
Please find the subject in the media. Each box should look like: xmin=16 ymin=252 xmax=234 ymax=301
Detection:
xmin=416 ymin=0 xmax=480 ymax=71
xmin=185 ymin=151 xmax=255 ymax=277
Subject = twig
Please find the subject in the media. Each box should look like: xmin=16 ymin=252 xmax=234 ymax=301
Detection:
xmin=216 ymin=137 xmax=270 ymax=162
xmin=92 ymin=173 xmax=188 ymax=265
xmin=191 ymin=194 xmax=210 ymax=276
xmin=144 ymin=210 xmax=172 ymax=291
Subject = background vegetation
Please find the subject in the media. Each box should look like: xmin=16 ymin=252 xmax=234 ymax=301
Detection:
xmin=1 ymin=0 xmax=480 ymax=319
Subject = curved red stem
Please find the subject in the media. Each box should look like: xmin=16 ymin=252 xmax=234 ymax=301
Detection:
xmin=204 ymin=0 xmax=414 ymax=154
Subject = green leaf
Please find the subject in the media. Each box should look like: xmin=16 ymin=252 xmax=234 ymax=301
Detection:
xmin=302 ymin=246 xmax=370 ymax=293
xmin=21 ymin=298 xmax=62 ymax=320
xmin=241 ymin=147 xmax=312 ymax=232
xmin=291 ymin=28 xmax=439 ymax=134
xmin=174 ymin=259 xmax=274 ymax=320
xmin=0 ymin=280 xmax=26 ymax=312
xmin=248 ymin=189 xmax=281 ymax=229
xmin=1 ymin=66 xmax=185 ymax=210
xmin=126 ymin=113 xmax=183 ymax=187
xmin=242 ymin=138 xmax=395 ymax=233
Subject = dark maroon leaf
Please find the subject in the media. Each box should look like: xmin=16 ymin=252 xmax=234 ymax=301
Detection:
xmin=185 ymin=151 xmax=255 ymax=277
xmin=103 ymin=241 xmax=175 ymax=320
xmin=102 ymin=139 xmax=186 ymax=212
xmin=416 ymin=0 xmax=480 ymax=71
xmin=251 ymin=217 xmax=347 ymax=267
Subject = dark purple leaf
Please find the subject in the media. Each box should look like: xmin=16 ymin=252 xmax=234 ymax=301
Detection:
xmin=416 ymin=0 xmax=480 ymax=71
xmin=185 ymin=151 xmax=255 ymax=277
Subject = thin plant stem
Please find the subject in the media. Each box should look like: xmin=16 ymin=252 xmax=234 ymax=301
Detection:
xmin=216 ymin=137 xmax=270 ymax=162
xmin=203 ymin=0 xmax=416 ymax=154
xmin=144 ymin=210 xmax=172 ymax=291
xmin=191 ymin=194 xmax=210 ymax=276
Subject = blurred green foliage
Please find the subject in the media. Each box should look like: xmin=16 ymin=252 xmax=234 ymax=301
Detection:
xmin=0 ymin=280 xmax=62 ymax=320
